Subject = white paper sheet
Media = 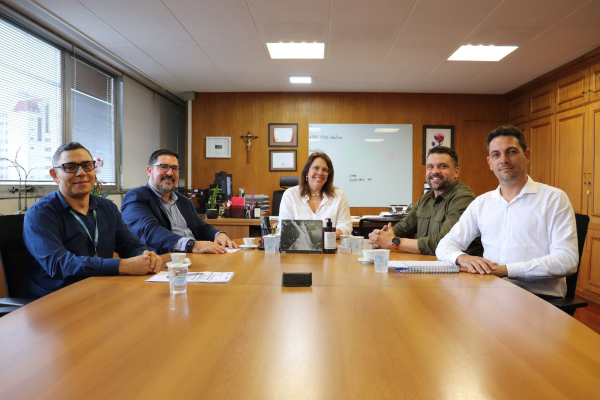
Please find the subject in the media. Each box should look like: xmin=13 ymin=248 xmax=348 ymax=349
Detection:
xmin=272 ymin=152 xmax=295 ymax=169
xmin=274 ymin=127 xmax=293 ymax=142
xmin=146 ymin=271 xmax=235 ymax=283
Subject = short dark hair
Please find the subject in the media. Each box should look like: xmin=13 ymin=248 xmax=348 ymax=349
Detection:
xmin=148 ymin=149 xmax=179 ymax=166
xmin=52 ymin=142 xmax=92 ymax=166
xmin=487 ymin=125 xmax=527 ymax=152
xmin=299 ymin=152 xmax=335 ymax=198
xmin=427 ymin=146 xmax=459 ymax=167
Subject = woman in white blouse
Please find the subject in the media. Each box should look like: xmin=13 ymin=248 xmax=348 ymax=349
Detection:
xmin=278 ymin=152 xmax=352 ymax=238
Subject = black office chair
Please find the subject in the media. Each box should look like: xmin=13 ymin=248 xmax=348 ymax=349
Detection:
xmin=356 ymin=217 xmax=403 ymax=237
xmin=0 ymin=214 xmax=35 ymax=316
xmin=546 ymin=213 xmax=589 ymax=316
xmin=272 ymin=176 xmax=299 ymax=216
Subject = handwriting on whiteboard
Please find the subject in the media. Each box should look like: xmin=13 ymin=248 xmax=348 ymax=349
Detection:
xmin=349 ymin=175 xmax=372 ymax=183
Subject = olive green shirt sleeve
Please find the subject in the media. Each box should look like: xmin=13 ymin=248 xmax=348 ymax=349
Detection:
xmin=391 ymin=202 xmax=420 ymax=238
xmin=415 ymin=192 xmax=476 ymax=255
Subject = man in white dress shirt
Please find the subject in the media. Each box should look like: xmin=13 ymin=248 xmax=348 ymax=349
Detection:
xmin=435 ymin=125 xmax=578 ymax=298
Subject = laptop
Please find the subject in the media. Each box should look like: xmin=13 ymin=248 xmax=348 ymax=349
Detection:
xmin=279 ymin=220 xmax=323 ymax=254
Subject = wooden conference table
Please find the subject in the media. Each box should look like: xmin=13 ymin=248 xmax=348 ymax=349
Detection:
xmin=1 ymin=249 xmax=600 ymax=399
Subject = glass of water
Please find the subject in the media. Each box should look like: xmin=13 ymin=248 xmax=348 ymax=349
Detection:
xmin=264 ymin=235 xmax=279 ymax=254
xmin=373 ymin=249 xmax=390 ymax=273
xmin=340 ymin=235 xmax=352 ymax=253
xmin=167 ymin=262 xmax=188 ymax=294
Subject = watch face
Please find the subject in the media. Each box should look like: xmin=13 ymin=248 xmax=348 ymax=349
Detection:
xmin=392 ymin=237 xmax=400 ymax=246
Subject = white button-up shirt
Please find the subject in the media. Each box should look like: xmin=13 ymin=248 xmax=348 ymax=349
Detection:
xmin=436 ymin=176 xmax=578 ymax=297
xmin=278 ymin=186 xmax=352 ymax=236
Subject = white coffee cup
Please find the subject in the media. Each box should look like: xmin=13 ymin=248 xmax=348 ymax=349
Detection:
xmin=243 ymin=237 xmax=255 ymax=246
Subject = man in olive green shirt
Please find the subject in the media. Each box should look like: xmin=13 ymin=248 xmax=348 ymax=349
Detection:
xmin=369 ymin=146 xmax=482 ymax=256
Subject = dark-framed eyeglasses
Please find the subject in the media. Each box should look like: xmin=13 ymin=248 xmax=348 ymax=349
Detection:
xmin=53 ymin=161 xmax=96 ymax=173
xmin=153 ymin=163 xmax=180 ymax=172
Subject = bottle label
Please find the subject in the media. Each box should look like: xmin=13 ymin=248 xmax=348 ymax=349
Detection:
xmin=324 ymin=232 xmax=336 ymax=249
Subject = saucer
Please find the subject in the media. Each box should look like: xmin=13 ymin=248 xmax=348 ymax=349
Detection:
xmin=357 ymin=257 xmax=374 ymax=264
xmin=239 ymin=244 xmax=259 ymax=250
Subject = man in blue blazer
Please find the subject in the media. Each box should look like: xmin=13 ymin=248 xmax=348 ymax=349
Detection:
xmin=122 ymin=149 xmax=238 ymax=255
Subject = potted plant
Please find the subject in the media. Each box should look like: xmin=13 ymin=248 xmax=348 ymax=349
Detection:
xmin=206 ymin=186 xmax=221 ymax=219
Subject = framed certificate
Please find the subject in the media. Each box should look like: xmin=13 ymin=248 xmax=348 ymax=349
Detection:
xmin=269 ymin=150 xmax=297 ymax=172
xmin=269 ymin=123 xmax=298 ymax=147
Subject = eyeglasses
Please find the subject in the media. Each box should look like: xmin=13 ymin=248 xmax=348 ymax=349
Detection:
xmin=311 ymin=166 xmax=331 ymax=174
xmin=153 ymin=163 xmax=180 ymax=172
xmin=53 ymin=161 xmax=96 ymax=173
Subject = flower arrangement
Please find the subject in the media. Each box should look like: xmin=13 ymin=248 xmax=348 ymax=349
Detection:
xmin=90 ymin=156 xmax=110 ymax=198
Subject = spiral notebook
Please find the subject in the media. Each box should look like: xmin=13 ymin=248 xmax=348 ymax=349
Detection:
xmin=389 ymin=260 xmax=459 ymax=274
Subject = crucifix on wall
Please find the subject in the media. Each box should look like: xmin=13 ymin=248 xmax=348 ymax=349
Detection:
xmin=240 ymin=132 xmax=258 ymax=163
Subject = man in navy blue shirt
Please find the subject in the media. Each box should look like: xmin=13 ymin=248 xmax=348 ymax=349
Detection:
xmin=24 ymin=142 xmax=163 ymax=298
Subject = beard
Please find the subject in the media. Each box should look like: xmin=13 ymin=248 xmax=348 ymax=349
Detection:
xmin=154 ymin=176 xmax=176 ymax=194
xmin=427 ymin=174 xmax=452 ymax=191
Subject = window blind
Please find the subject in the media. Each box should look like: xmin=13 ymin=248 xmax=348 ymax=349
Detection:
xmin=0 ymin=18 xmax=62 ymax=183
xmin=71 ymin=57 xmax=116 ymax=185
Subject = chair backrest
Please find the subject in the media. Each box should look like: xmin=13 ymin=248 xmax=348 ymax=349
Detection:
xmin=0 ymin=214 xmax=29 ymax=298
xmin=566 ymin=214 xmax=590 ymax=299
xmin=357 ymin=218 xmax=402 ymax=237
xmin=272 ymin=176 xmax=300 ymax=217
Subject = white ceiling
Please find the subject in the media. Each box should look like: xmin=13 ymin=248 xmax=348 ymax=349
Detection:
xmin=6 ymin=0 xmax=600 ymax=98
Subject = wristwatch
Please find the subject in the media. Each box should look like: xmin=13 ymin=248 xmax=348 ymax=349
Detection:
xmin=185 ymin=239 xmax=196 ymax=253
xmin=391 ymin=237 xmax=400 ymax=251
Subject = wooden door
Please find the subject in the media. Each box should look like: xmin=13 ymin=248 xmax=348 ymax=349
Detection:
xmin=508 ymin=93 xmax=529 ymax=124
xmin=529 ymin=116 xmax=554 ymax=186
xmin=529 ymin=82 xmax=555 ymax=120
xmin=556 ymin=69 xmax=589 ymax=112
xmin=589 ymin=102 xmax=600 ymax=225
xmin=555 ymin=107 xmax=587 ymax=214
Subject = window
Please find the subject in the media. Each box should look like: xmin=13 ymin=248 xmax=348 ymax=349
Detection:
xmin=0 ymin=17 xmax=117 ymax=186
xmin=0 ymin=18 xmax=62 ymax=183
xmin=71 ymin=58 xmax=116 ymax=185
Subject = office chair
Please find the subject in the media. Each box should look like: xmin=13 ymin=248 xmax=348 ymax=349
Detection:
xmin=546 ymin=213 xmax=589 ymax=316
xmin=356 ymin=217 xmax=403 ymax=237
xmin=272 ymin=176 xmax=299 ymax=216
xmin=0 ymin=214 xmax=35 ymax=316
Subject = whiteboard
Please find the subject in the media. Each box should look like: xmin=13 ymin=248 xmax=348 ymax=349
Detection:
xmin=308 ymin=124 xmax=412 ymax=207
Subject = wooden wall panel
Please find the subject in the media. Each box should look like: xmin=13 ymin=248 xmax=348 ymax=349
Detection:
xmin=508 ymin=93 xmax=529 ymax=124
xmin=460 ymin=121 xmax=506 ymax=196
xmin=591 ymin=62 xmax=600 ymax=103
xmin=191 ymin=93 xmax=507 ymax=213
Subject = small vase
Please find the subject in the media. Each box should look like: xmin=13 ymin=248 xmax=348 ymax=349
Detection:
xmin=206 ymin=209 xmax=218 ymax=219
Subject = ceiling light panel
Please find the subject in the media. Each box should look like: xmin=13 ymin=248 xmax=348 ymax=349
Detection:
xmin=448 ymin=45 xmax=518 ymax=61
xmin=267 ymin=43 xmax=325 ymax=59
xmin=290 ymin=76 xmax=312 ymax=84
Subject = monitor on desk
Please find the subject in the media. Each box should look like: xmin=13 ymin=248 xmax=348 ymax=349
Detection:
xmin=213 ymin=171 xmax=233 ymax=200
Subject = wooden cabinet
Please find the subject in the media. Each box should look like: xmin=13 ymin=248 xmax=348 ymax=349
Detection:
xmin=557 ymin=69 xmax=590 ymax=112
xmin=555 ymin=106 xmax=588 ymax=214
xmin=589 ymin=102 xmax=600 ymax=225
xmin=590 ymin=62 xmax=600 ymax=103
xmin=530 ymin=82 xmax=555 ymax=120
xmin=528 ymin=117 xmax=553 ymax=186
xmin=577 ymin=229 xmax=600 ymax=302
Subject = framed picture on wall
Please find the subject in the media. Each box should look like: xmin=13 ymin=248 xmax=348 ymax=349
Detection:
xmin=422 ymin=125 xmax=454 ymax=164
xmin=269 ymin=150 xmax=297 ymax=172
xmin=206 ymin=137 xmax=231 ymax=158
xmin=269 ymin=123 xmax=298 ymax=147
